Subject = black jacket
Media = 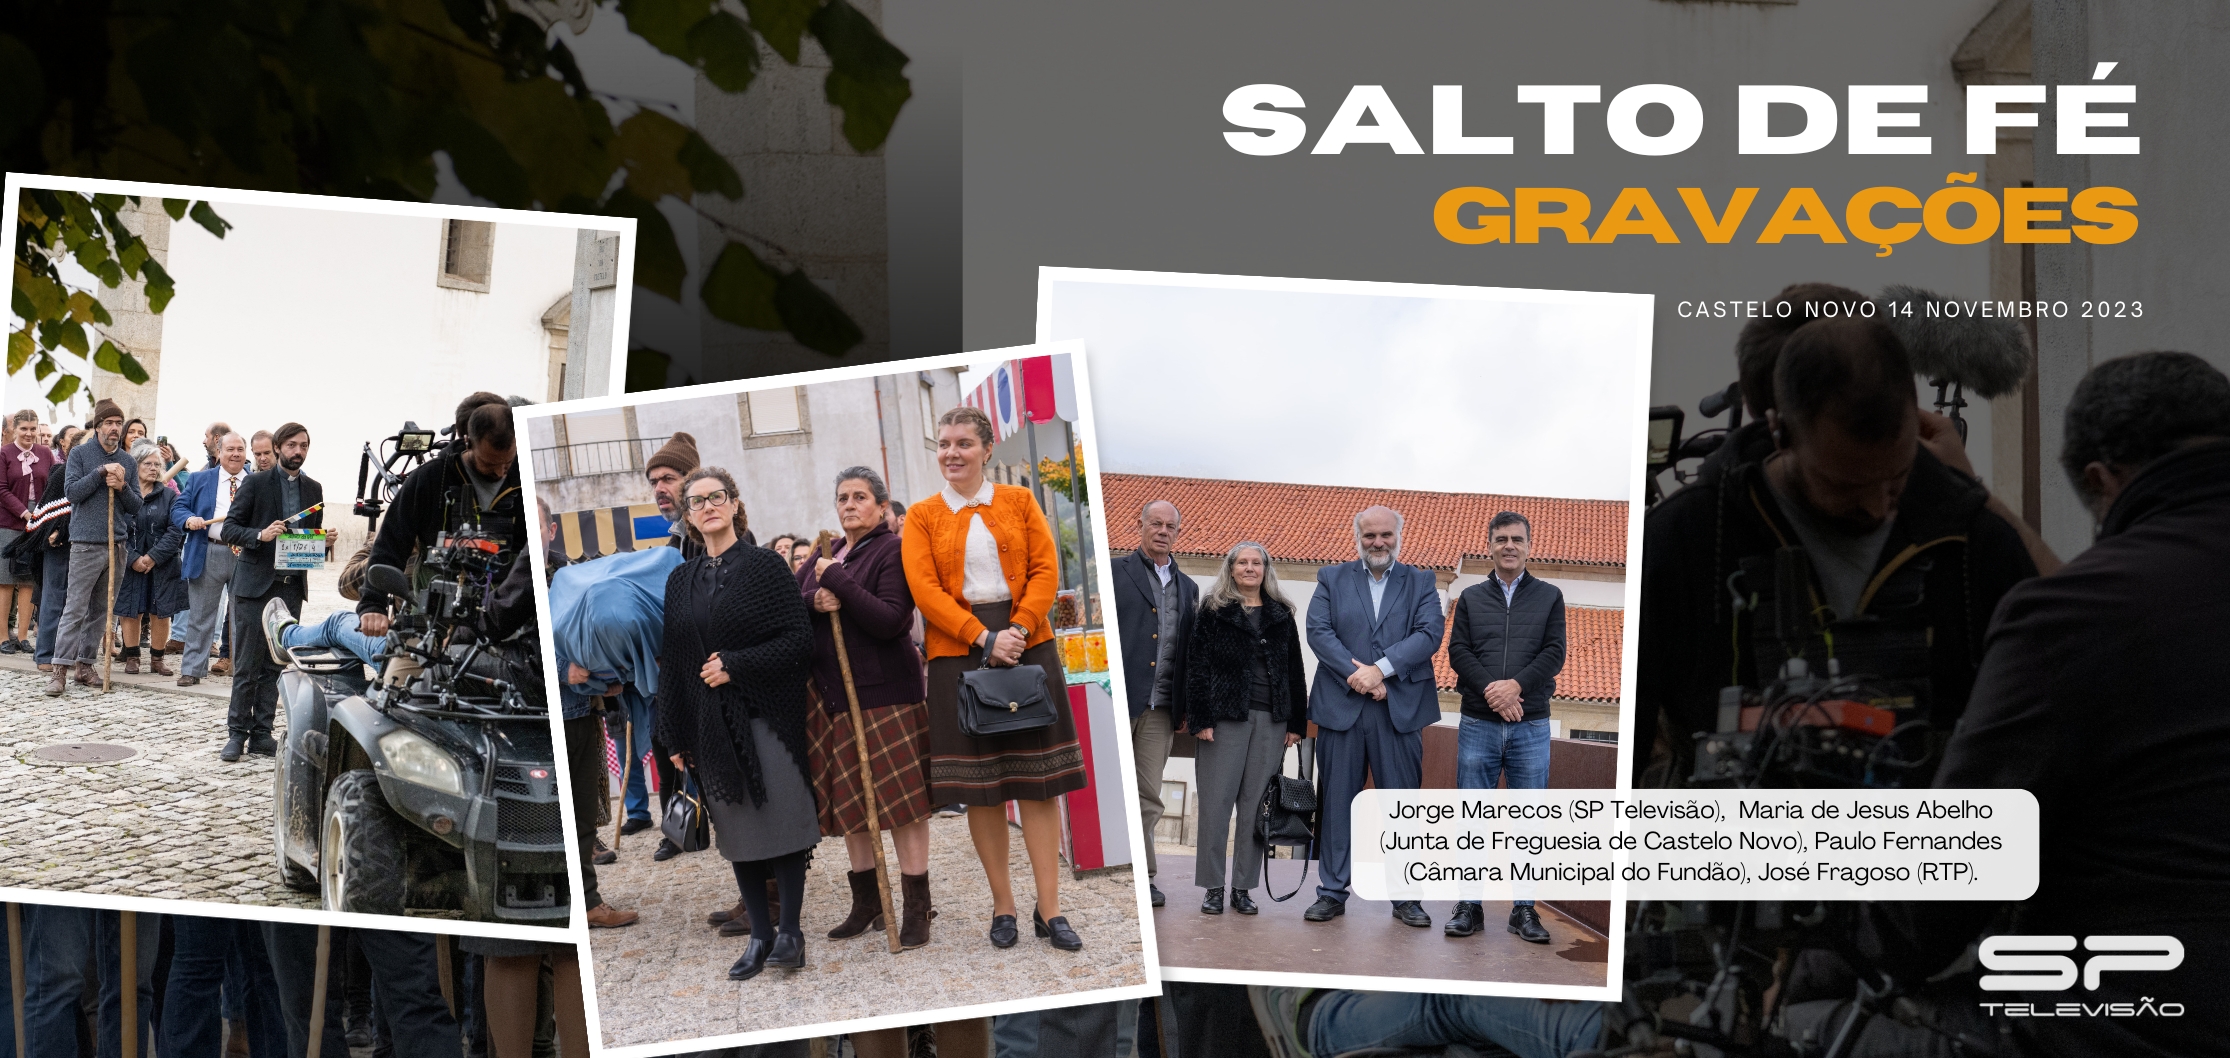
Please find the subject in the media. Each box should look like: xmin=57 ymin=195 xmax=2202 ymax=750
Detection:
xmin=1635 ymin=447 xmax=2035 ymax=786
xmin=1114 ymin=550 xmax=1198 ymax=721
xmin=358 ymin=446 xmax=525 ymax=617
xmin=654 ymin=544 xmax=815 ymax=810
xmin=1931 ymin=440 xmax=2230 ymax=1058
xmin=1182 ymin=597 xmax=1310 ymax=737
xmin=219 ymin=468 xmax=325 ymax=599
xmin=1447 ymin=572 xmax=1566 ymax=722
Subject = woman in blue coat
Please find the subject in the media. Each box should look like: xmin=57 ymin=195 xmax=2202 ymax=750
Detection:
xmin=116 ymin=442 xmax=186 ymax=675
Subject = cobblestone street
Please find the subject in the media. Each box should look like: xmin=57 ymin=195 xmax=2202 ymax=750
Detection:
xmin=587 ymin=808 xmax=1149 ymax=1049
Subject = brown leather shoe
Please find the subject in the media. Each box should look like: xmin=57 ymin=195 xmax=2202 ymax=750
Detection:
xmin=211 ymin=658 xmax=231 ymax=676
xmin=74 ymin=663 xmax=99 ymax=687
xmin=123 ymin=650 xmax=140 ymax=675
xmin=586 ymin=903 xmax=639 ymax=928
xmin=899 ymin=871 xmax=936 ymax=949
xmin=43 ymin=668 xmax=66 ymax=696
xmin=149 ymin=650 xmax=172 ymax=676
xmin=177 ymin=674 xmax=200 ymax=687
xmin=707 ymin=899 xmax=748 ymax=927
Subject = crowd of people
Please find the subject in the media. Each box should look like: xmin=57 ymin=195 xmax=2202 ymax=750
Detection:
xmin=550 ymin=403 xmax=1095 ymax=982
xmin=1116 ymin=499 xmax=1568 ymax=941
xmin=0 ymin=903 xmax=583 ymax=1058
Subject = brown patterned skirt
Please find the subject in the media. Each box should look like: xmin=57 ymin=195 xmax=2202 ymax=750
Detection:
xmin=809 ymin=697 xmax=934 ymax=836
xmin=924 ymin=602 xmax=1088 ymax=806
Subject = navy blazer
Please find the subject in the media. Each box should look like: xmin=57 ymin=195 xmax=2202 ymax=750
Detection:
xmin=1305 ymin=559 xmax=1446 ymax=735
xmin=172 ymin=466 xmax=243 ymax=582
xmin=1114 ymin=549 xmax=1199 ymax=721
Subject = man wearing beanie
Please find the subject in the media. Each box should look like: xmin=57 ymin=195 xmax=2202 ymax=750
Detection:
xmin=49 ymin=399 xmax=142 ymax=695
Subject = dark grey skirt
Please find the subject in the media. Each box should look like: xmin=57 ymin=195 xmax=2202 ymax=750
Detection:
xmin=706 ymin=717 xmax=821 ymax=862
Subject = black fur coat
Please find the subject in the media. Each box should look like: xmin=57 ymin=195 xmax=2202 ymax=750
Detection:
xmin=1182 ymin=597 xmax=1310 ymax=737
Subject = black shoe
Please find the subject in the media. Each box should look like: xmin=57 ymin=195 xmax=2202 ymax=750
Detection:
xmin=1149 ymin=883 xmax=1165 ymax=908
xmin=1302 ymin=896 xmax=1345 ymax=922
xmin=247 ymin=735 xmax=278 ymax=757
xmin=1034 ymin=908 xmax=1083 ymax=951
xmin=1200 ymin=887 xmax=1224 ymax=914
xmin=653 ymin=838 xmax=682 ymax=862
xmin=1444 ymin=901 xmax=1484 ymax=937
xmin=1230 ymin=889 xmax=1258 ymax=915
xmin=988 ymin=913 xmax=1019 ymax=948
xmin=728 ymin=937 xmax=772 ymax=981
xmin=1392 ymin=900 xmax=1431 ymax=928
xmin=592 ymin=841 xmax=616 ymax=866
xmin=0 ymin=638 xmax=18 ymax=654
xmin=620 ymin=818 xmax=654 ymax=836
xmin=1509 ymin=904 xmax=1552 ymax=944
xmin=220 ymin=737 xmax=244 ymax=763
xmin=767 ymin=930 xmax=806 ymax=969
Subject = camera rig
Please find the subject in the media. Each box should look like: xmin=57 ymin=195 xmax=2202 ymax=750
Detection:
xmin=354 ymin=420 xmax=445 ymax=534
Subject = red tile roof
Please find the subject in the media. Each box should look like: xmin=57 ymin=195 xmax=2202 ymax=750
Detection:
xmin=1101 ymin=474 xmax=1627 ymax=571
xmin=1431 ymin=604 xmax=1624 ymax=702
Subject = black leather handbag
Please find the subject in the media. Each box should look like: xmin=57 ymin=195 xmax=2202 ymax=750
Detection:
xmin=1256 ymin=746 xmax=1318 ymax=902
xmin=956 ymin=654 xmax=1059 ymax=738
xmin=659 ymin=765 xmax=711 ymax=853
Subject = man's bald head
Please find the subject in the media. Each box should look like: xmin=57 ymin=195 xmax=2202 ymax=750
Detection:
xmin=1137 ymin=499 xmax=1182 ymax=563
xmin=1354 ymin=505 xmax=1402 ymax=571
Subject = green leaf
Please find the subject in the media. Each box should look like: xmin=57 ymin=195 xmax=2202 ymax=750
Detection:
xmin=90 ymin=193 xmax=125 ymax=213
xmin=616 ymin=0 xmax=715 ymax=61
xmin=65 ymin=292 xmax=103 ymax=325
xmin=69 ymin=234 xmax=113 ymax=274
xmin=6 ymin=330 xmax=31 ymax=375
xmin=599 ymin=188 xmax=686 ymax=301
xmin=8 ymin=286 xmax=31 ymax=324
xmin=742 ymin=0 xmax=816 ymax=63
xmin=13 ymin=262 xmax=63 ymax=320
xmin=625 ymin=346 xmax=672 ymax=392
xmin=45 ymin=375 xmax=79 ymax=405
xmin=95 ymin=260 xmax=124 ymax=289
xmin=116 ymin=236 xmax=150 ymax=277
xmin=31 ymin=353 xmax=54 ymax=381
xmin=773 ymin=268 xmax=863 ymax=355
xmin=0 ymin=34 xmax=45 ymax=147
xmin=809 ymin=0 xmax=912 ymax=152
xmin=162 ymin=199 xmax=189 ymax=221
xmin=686 ymin=12 xmax=759 ymax=93
xmin=616 ymin=110 xmax=696 ymax=202
xmin=141 ymin=259 xmax=175 ymax=313
xmin=40 ymin=319 xmax=88 ymax=356
xmin=94 ymin=341 xmax=151 ymax=384
xmin=188 ymin=201 xmax=232 ymax=239
xmin=437 ymin=113 xmax=533 ymax=210
xmin=700 ymin=241 xmax=783 ymax=331
xmin=680 ymin=129 xmax=743 ymax=199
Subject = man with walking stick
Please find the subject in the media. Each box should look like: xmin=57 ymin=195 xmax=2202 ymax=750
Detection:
xmin=47 ymin=399 xmax=138 ymax=696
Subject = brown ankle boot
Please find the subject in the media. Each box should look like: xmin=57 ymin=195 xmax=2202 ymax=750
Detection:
xmin=827 ymin=869 xmax=884 ymax=939
xmin=899 ymin=872 xmax=935 ymax=949
xmin=74 ymin=662 xmax=99 ymax=687
xmin=43 ymin=667 xmax=67 ymax=696
xmin=123 ymin=648 xmax=140 ymax=675
xmin=149 ymin=649 xmax=173 ymax=676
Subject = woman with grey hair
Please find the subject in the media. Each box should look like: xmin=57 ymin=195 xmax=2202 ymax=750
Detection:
xmin=116 ymin=441 xmax=186 ymax=675
xmin=797 ymin=464 xmax=938 ymax=947
xmin=1181 ymin=542 xmax=1310 ymax=915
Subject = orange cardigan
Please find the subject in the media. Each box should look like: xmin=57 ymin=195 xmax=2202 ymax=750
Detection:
xmin=901 ymin=482 xmax=1061 ymax=661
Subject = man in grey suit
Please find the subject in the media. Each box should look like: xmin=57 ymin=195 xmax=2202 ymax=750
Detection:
xmin=1304 ymin=505 xmax=1446 ymax=926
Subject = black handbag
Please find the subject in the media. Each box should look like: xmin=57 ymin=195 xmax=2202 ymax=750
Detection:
xmin=1256 ymin=745 xmax=1318 ymax=902
xmin=955 ymin=654 xmax=1059 ymax=738
xmin=659 ymin=764 xmax=711 ymax=854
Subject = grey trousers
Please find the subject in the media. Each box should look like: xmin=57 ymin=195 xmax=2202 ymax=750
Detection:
xmin=53 ymin=541 xmax=121 ymax=667
xmin=180 ymin=545 xmax=236 ymax=676
xmin=1193 ymin=709 xmax=1288 ymax=891
xmin=1132 ymin=707 xmax=1174 ymax=879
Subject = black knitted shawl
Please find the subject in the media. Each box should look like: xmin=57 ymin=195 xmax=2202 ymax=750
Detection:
xmin=652 ymin=544 xmax=816 ymax=810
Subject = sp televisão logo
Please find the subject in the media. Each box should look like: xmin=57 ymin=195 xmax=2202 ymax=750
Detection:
xmin=1980 ymin=935 xmax=2183 ymax=991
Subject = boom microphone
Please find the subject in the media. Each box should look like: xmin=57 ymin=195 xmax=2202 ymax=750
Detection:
xmin=1875 ymin=284 xmax=2032 ymax=398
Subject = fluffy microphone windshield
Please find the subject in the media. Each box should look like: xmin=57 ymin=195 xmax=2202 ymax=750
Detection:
xmin=1875 ymin=285 xmax=2032 ymax=399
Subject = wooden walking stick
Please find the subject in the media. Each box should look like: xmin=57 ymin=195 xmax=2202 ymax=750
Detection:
xmin=613 ymin=707 xmax=633 ymax=853
xmin=306 ymin=924 xmax=331 ymax=1058
xmin=103 ymin=482 xmax=117 ymax=692
xmin=816 ymin=531 xmax=901 ymax=954
xmin=8 ymin=903 xmax=25 ymax=1058
xmin=118 ymin=910 xmax=137 ymax=1058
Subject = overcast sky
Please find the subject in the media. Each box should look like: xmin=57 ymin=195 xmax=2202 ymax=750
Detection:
xmin=1040 ymin=277 xmax=1650 ymax=501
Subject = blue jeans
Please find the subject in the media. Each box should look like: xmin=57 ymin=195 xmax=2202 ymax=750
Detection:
xmin=25 ymin=907 xmax=160 ymax=1058
xmin=1310 ymin=992 xmax=1601 ymax=1058
xmin=35 ymin=547 xmax=67 ymax=666
xmin=280 ymin=610 xmax=391 ymax=666
xmin=1458 ymin=715 xmax=1551 ymax=906
xmin=164 ymin=915 xmax=285 ymax=1058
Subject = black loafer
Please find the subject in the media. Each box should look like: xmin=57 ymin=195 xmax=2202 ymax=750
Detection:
xmin=1229 ymin=889 xmax=1259 ymax=915
xmin=1149 ymin=883 xmax=1165 ymax=908
xmin=1509 ymin=904 xmax=1552 ymax=944
xmin=767 ymin=930 xmax=806 ymax=969
xmin=620 ymin=818 xmax=654 ymax=836
xmin=1200 ymin=887 xmax=1224 ymax=915
xmin=653 ymin=838 xmax=682 ymax=862
xmin=1033 ymin=908 xmax=1083 ymax=951
xmin=988 ymin=913 xmax=1019 ymax=948
xmin=728 ymin=937 xmax=772 ymax=981
xmin=1303 ymin=896 xmax=1346 ymax=922
xmin=1392 ymin=900 xmax=1431 ymax=928
xmin=1444 ymin=901 xmax=1483 ymax=937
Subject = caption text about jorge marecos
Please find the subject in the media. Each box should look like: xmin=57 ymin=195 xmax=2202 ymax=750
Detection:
xmin=1350 ymin=790 xmax=2038 ymax=902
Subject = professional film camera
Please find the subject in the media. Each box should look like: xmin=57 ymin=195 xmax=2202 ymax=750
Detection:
xmin=271 ymin=520 xmax=566 ymax=923
xmin=353 ymin=419 xmax=445 ymax=534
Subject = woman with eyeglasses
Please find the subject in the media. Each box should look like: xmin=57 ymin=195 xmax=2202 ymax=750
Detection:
xmin=654 ymin=467 xmax=820 ymax=982
xmin=901 ymin=405 xmax=1088 ymax=952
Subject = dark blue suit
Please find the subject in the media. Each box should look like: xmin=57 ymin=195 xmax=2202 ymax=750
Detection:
xmin=1305 ymin=558 xmax=1445 ymax=900
xmin=172 ymin=466 xmax=224 ymax=581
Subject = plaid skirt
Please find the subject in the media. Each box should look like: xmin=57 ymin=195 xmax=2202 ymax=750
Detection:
xmin=809 ymin=697 xmax=934 ymax=836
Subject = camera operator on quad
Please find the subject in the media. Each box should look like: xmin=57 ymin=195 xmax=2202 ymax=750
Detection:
xmin=354 ymin=394 xmax=525 ymax=640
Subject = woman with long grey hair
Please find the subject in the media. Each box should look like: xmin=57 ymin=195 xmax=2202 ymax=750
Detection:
xmin=1181 ymin=541 xmax=1309 ymax=915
